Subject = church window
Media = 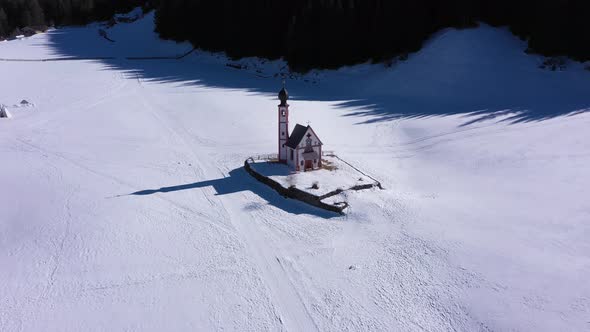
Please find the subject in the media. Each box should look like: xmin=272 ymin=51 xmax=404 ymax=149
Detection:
xmin=290 ymin=149 xmax=294 ymax=160
xmin=281 ymin=110 xmax=286 ymax=116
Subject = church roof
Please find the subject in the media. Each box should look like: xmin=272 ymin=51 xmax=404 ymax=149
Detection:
xmin=286 ymin=124 xmax=323 ymax=149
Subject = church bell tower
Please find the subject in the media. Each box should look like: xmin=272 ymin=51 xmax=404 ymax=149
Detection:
xmin=278 ymin=83 xmax=289 ymax=163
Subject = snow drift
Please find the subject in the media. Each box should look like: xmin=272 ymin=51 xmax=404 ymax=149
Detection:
xmin=0 ymin=105 xmax=12 ymax=118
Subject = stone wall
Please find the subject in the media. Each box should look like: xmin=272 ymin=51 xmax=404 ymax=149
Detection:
xmin=244 ymin=159 xmax=348 ymax=214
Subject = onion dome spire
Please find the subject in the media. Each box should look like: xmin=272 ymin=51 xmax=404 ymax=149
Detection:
xmin=278 ymin=80 xmax=289 ymax=106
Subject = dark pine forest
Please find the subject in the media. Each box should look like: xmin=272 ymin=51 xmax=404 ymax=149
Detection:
xmin=0 ymin=0 xmax=145 ymax=37
xmin=153 ymin=0 xmax=590 ymax=71
xmin=2 ymin=0 xmax=589 ymax=71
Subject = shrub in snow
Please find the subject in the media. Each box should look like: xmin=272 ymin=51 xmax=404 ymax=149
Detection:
xmin=321 ymin=159 xmax=337 ymax=171
xmin=311 ymin=181 xmax=319 ymax=190
xmin=21 ymin=27 xmax=36 ymax=37
xmin=539 ymin=57 xmax=566 ymax=71
xmin=384 ymin=58 xmax=396 ymax=68
xmin=0 ymin=105 xmax=12 ymax=118
xmin=9 ymin=28 xmax=22 ymax=39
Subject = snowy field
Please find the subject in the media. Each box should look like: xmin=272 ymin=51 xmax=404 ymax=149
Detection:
xmin=1 ymin=12 xmax=590 ymax=332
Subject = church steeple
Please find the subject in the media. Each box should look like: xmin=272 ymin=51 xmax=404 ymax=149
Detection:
xmin=278 ymin=81 xmax=289 ymax=162
xmin=278 ymin=80 xmax=289 ymax=106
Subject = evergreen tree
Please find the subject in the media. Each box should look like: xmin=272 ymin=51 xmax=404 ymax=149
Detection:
xmin=27 ymin=0 xmax=45 ymax=26
xmin=0 ymin=8 xmax=8 ymax=37
xmin=20 ymin=9 xmax=33 ymax=28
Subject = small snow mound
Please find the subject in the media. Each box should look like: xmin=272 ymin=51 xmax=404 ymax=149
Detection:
xmin=0 ymin=105 xmax=12 ymax=119
xmin=14 ymin=100 xmax=34 ymax=108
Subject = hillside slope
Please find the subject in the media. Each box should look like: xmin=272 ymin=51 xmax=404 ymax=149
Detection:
xmin=1 ymin=12 xmax=589 ymax=332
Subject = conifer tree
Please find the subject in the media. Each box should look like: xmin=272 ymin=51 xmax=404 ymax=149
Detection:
xmin=0 ymin=8 xmax=8 ymax=37
xmin=27 ymin=0 xmax=46 ymax=26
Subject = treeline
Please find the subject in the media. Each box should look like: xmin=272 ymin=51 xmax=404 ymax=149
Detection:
xmin=153 ymin=0 xmax=590 ymax=71
xmin=0 ymin=0 xmax=146 ymax=38
xmin=2 ymin=1 xmax=588 ymax=71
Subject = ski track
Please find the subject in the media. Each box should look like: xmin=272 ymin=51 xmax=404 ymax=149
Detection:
xmin=134 ymin=79 xmax=320 ymax=331
xmin=143 ymin=83 xmax=320 ymax=330
xmin=11 ymin=137 xmax=227 ymax=234
xmin=223 ymin=190 xmax=320 ymax=332
xmin=38 ymin=185 xmax=76 ymax=302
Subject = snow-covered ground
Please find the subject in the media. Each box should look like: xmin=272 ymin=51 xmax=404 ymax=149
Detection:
xmin=1 ymin=12 xmax=589 ymax=332
xmin=250 ymin=156 xmax=371 ymax=197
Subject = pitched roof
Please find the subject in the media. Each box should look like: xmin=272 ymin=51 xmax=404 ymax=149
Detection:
xmin=286 ymin=124 xmax=323 ymax=149
xmin=286 ymin=124 xmax=308 ymax=149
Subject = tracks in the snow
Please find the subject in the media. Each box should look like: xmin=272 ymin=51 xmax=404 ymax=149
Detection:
xmin=136 ymin=82 xmax=318 ymax=330
xmin=219 ymin=184 xmax=320 ymax=332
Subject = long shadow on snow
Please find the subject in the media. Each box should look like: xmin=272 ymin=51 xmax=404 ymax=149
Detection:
xmin=42 ymin=22 xmax=590 ymax=126
xmin=129 ymin=167 xmax=339 ymax=219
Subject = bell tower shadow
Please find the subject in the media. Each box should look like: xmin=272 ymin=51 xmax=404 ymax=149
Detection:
xmin=128 ymin=167 xmax=340 ymax=218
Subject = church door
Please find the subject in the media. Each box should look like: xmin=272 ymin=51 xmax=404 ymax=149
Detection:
xmin=305 ymin=160 xmax=313 ymax=170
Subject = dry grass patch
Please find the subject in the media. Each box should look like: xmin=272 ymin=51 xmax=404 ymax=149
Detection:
xmin=321 ymin=158 xmax=338 ymax=171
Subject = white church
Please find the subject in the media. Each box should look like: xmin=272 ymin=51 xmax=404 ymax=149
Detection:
xmin=277 ymin=85 xmax=323 ymax=172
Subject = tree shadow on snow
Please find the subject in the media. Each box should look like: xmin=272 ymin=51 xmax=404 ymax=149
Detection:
xmin=39 ymin=16 xmax=590 ymax=126
xmin=128 ymin=167 xmax=339 ymax=219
